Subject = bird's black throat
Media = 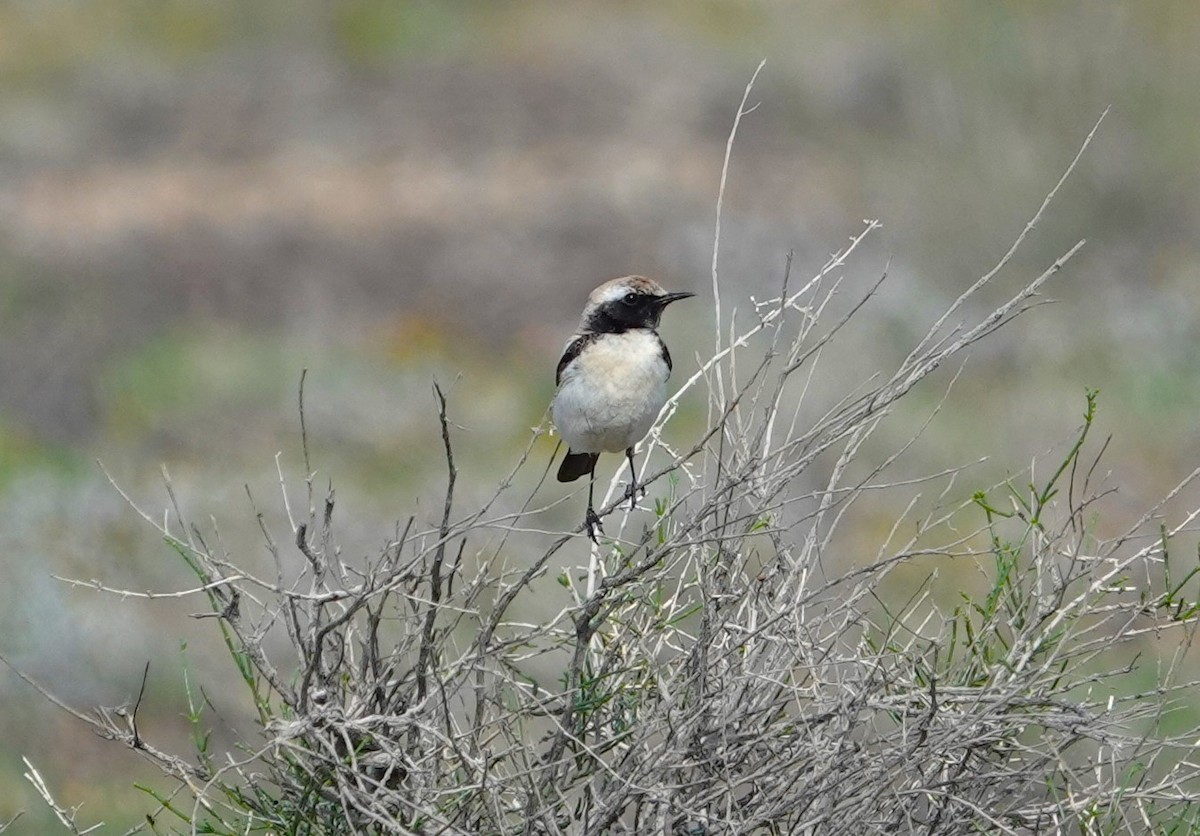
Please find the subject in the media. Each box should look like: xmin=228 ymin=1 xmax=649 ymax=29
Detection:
xmin=584 ymin=300 xmax=662 ymax=334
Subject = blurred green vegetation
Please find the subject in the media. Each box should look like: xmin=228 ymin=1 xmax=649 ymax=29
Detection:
xmin=0 ymin=424 xmax=82 ymax=490
xmin=100 ymin=327 xmax=288 ymax=443
xmin=0 ymin=0 xmax=500 ymax=80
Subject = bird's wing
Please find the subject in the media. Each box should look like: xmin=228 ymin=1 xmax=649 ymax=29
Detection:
xmin=656 ymin=333 xmax=673 ymax=374
xmin=555 ymin=333 xmax=596 ymax=386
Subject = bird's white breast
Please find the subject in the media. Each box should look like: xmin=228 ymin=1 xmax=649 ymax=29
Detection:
xmin=552 ymin=329 xmax=670 ymax=454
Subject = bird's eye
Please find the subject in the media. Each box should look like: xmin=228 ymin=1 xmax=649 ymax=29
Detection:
xmin=622 ymin=292 xmax=638 ymax=306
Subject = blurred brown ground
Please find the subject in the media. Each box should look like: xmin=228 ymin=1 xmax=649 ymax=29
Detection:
xmin=3 ymin=1 xmax=1200 ymax=829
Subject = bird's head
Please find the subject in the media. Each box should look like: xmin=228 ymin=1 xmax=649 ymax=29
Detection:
xmin=580 ymin=276 xmax=695 ymax=334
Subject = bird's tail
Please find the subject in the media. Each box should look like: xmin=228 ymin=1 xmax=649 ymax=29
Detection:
xmin=557 ymin=450 xmax=599 ymax=483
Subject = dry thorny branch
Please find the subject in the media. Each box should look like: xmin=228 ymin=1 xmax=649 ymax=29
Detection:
xmin=8 ymin=88 xmax=1200 ymax=835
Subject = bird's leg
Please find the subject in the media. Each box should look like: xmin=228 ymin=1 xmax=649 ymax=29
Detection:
xmin=585 ymin=460 xmax=603 ymax=543
xmin=623 ymin=447 xmax=640 ymax=510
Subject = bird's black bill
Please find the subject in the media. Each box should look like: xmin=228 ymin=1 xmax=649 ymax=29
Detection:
xmin=558 ymin=450 xmax=599 ymax=483
xmin=655 ymin=291 xmax=695 ymax=308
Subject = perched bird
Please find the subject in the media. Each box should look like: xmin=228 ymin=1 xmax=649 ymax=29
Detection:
xmin=552 ymin=276 xmax=694 ymax=542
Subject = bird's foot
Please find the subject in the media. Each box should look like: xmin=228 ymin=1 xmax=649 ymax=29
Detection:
xmin=585 ymin=507 xmax=604 ymax=543
xmin=623 ymin=480 xmax=645 ymax=511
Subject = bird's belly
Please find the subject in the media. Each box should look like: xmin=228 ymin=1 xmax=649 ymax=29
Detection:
xmin=552 ymin=337 xmax=669 ymax=454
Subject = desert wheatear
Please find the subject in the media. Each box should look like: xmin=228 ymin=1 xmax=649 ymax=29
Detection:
xmin=551 ymin=276 xmax=693 ymax=541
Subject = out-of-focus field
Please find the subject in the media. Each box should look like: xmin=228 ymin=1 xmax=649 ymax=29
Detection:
xmin=3 ymin=1 xmax=1200 ymax=829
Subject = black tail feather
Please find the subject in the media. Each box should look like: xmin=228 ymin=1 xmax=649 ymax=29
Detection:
xmin=558 ymin=450 xmax=599 ymax=482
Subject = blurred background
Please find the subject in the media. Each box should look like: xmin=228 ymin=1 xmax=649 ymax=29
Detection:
xmin=3 ymin=0 xmax=1200 ymax=829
